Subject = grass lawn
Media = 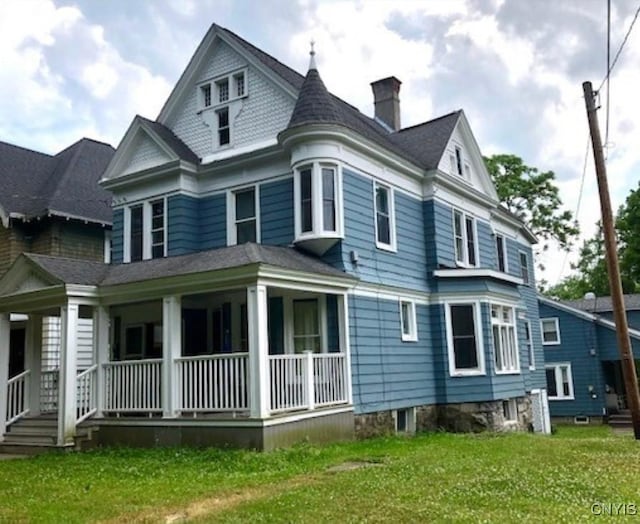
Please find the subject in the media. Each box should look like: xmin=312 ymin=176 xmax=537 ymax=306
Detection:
xmin=0 ymin=426 xmax=638 ymax=522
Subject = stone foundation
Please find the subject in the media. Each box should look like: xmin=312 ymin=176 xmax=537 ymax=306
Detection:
xmin=355 ymin=396 xmax=534 ymax=438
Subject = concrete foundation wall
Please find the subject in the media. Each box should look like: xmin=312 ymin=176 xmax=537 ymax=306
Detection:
xmin=91 ymin=410 xmax=354 ymax=451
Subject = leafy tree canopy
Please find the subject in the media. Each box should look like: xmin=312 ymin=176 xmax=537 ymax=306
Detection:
xmin=484 ymin=154 xmax=580 ymax=252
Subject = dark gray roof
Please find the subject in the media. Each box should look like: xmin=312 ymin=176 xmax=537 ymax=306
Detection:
xmin=561 ymin=294 xmax=640 ymax=313
xmin=0 ymin=138 xmax=115 ymax=224
xmin=388 ymin=111 xmax=461 ymax=170
xmin=216 ymin=24 xmax=454 ymax=170
xmin=19 ymin=244 xmax=352 ymax=289
xmin=138 ymin=116 xmax=200 ymax=164
xmin=288 ymin=68 xmax=343 ymax=128
xmin=23 ymin=253 xmax=108 ymax=286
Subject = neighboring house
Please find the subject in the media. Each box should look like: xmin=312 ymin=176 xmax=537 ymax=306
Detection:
xmin=0 ymin=138 xmax=114 ymax=422
xmin=0 ymin=24 xmax=550 ymax=452
xmin=539 ymin=294 xmax=640 ymax=423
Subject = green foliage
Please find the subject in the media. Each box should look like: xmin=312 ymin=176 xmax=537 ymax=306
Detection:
xmin=618 ymin=182 xmax=640 ymax=287
xmin=484 ymin=154 xmax=580 ymax=252
xmin=0 ymin=427 xmax=637 ymax=522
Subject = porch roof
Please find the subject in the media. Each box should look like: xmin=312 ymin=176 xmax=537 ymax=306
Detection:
xmin=15 ymin=243 xmax=353 ymax=288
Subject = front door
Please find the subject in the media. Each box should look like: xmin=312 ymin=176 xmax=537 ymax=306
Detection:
xmin=9 ymin=328 xmax=26 ymax=378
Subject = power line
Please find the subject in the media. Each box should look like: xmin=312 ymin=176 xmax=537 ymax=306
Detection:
xmin=555 ymin=135 xmax=591 ymax=284
xmin=605 ymin=0 xmax=611 ymax=155
xmin=597 ymin=2 xmax=640 ymax=92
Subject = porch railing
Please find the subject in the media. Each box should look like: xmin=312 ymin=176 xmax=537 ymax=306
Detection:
xmin=103 ymin=359 xmax=162 ymax=413
xmin=40 ymin=370 xmax=59 ymax=413
xmin=177 ymin=353 xmax=249 ymax=412
xmin=6 ymin=370 xmax=30 ymax=425
xmin=76 ymin=365 xmax=98 ymax=423
xmin=313 ymin=353 xmax=348 ymax=407
xmin=269 ymin=352 xmax=348 ymax=413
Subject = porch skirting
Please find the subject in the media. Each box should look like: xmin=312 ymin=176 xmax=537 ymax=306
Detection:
xmin=85 ymin=407 xmax=354 ymax=451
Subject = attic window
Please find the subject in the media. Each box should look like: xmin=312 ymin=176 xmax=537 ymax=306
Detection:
xmin=198 ymin=69 xmax=248 ymax=111
xmin=455 ymin=146 xmax=463 ymax=176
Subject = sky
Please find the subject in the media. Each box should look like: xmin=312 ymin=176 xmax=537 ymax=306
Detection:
xmin=1 ymin=0 xmax=639 ymax=287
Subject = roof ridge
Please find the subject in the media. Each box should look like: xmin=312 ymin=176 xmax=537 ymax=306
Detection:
xmin=395 ymin=109 xmax=462 ymax=134
xmin=0 ymin=140 xmax=54 ymax=159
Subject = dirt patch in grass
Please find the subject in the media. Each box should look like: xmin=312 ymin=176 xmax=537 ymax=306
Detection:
xmin=325 ymin=460 xmax=385 ymax=473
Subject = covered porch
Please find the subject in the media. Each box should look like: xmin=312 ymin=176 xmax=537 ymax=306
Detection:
xmin=0 ymin=247 xmax=356 ymax=449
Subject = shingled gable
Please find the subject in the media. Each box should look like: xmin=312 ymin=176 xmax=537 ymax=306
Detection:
xmin=0 ymin=138 xmax=114 ymax=225
xmin=101 ymin=116 xmax=199 ymax=183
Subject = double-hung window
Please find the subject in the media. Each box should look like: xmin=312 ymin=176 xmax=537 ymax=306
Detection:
xmin=374 ymin=182 xmax=395 ymax=250
xmin=495 ymin=234 xmax=507 ymax=272
xmin=230 ymin=186 xmax=258 ymax=245
xmin=446 ymin=302 xmax=484 ymax=375
xmin=491 ymin=305 xmax=519 ymax=373
xmin=217 ymin=107 xmax=230 ymax=146
xmin=524 ymin=320 xmax=535 ymax=369
xmin=125 ymin=198 xmax=166 ymax=262
xmin=540 ymin=318 xmax=560 ymax=345
xmin=400 ymin=300 xmax=417 ymax=342
xmin=453 ymin=210 xmax=477 ymax=267
xmin=519 ymin=252 xmax=530 ymax=284
xmin=546 ymin=363 xmax=574 ymax=400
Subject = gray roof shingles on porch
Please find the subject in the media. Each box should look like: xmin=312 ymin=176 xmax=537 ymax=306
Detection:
xmin=23 ymin=244 xmax=352 ymax=288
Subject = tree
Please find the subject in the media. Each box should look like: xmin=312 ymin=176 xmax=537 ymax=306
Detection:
xmin=484 ymin=154 xmax=580 ymax=254
xmin=546 ymin=182 xmax=640 ymax=299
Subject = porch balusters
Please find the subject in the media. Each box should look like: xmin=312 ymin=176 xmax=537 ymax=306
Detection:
xmin=93 ymin=306 xmax=109 ymax=417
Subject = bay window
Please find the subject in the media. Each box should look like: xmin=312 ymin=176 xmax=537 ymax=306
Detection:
xmin=293 ymin=162 xmax=343 ymax=254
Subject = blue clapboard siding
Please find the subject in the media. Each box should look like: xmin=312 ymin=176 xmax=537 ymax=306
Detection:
xmin=326 ymin=294 xmax=340 ymax=352
xmin=424 ymin=199 xmax=456 ymax=270
xmin=340 ymin=169 xmax=428 ymax=291
xmin=519 ymin=285 xmax=546 ymax=392
xmin=260 ymin=178 xmax=294 ymax=246
xmin=595 ymin=322 xmax=640 ymax=361
xmin=599 ymin=310 xmax=640 ymax=331
xmin=539 ymin=302 xmax=606 ymax=417
xmin=111 ymin=208 xmax=124 ymax=264
xmin=167 ymin=194 xmax=199 ymax=256
xmin=198 ymin=194 xmax=226 ymax=250
xmin=476 ymin=220 xmax=495 ymax=269
xmin=349 ymin=295 xmax=435 ymax=414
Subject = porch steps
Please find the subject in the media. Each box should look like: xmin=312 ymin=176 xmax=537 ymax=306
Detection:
xmin=609 ymin=410 xmax=633 ymax=431
xmin=0 ymin=414 xmax=97 ymax=455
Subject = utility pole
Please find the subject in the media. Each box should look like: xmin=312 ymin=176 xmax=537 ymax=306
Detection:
xmin=583 ymin=81 xmax=640 ymax=439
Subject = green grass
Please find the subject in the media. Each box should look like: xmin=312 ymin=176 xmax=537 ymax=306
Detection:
xmin=0 ymin=426 xmax=638 ymax=523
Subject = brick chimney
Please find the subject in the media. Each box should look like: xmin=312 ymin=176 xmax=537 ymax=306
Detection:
xmin=370 ymin=76 xmax=402 ymax=131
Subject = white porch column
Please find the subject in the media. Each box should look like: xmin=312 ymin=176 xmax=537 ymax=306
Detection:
xmin=248 ymin=284 xmax=269 ymax=418
xmin=58 ymin=301 xmax=79 ymax=446
xmin=93 ymin=306 xmax=109 ymax=417
xmin=25 ymin=314 xmax=43 ymax=417
xmin=162 ymin=296 xmax=181 ymax=418
xmin=0 ymin=313 xmax=10 ymax=440
xmin=337 ymin=292 xmax=353 ymax=404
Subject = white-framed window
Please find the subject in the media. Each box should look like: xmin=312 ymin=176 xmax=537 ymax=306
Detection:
xmin=491 ymin=304 xmax=519 ymax=374
xmin=199 ymin=69 xmax=247 ymax=110
xmin=293 ymin=163 xmax=343 ymax=240
xmin=495 ymin=233 xmax=507 ymax=272
xmin=104 ymin=230 xmax=112 ymax=264
xmin=395 ymin=407 xmax=416 ymax=434
xmin=123 ymin=198 xmax=167 ymax=263
xmin=228 ymin=185 xmax=260 ymax=245
xmin=374 ymin=182 xmax=396 ymax=251
xmin=502 ymin=398 xmax=518 ymax=422
xmin=399 ymin=300 xmax=417 ymax=342
xmin=455 ymin=146 xmax=463 ymax=176
xmin=540 ymin=317 xmax=561 ymax=345
xmin=546 ymin=363 xmax=574 ymax=400
xmin=519 ymin=251 xmax=530 ymax=285
xmin=524 ymin=320 xmax=535 ymax=370
xmin=217 ymin=107 xmax=230 ymax=146
xmin=445 ymin=301 xmax=485 ymax=376
xmin=453 ymin=209 xmax=477 ymax=267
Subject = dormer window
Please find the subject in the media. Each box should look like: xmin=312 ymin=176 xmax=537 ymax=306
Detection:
xmin=455 ymin=146 xmax=463 ymax=176
xmin=217 ymin=107 xmax=230 ymax=146
xmin=201 ymin=84 xmax=212 ymax=107
xmin=234 ymin=72 xmax=245 ymax=97
xmin=293 ymin=162 xmax=343 ymax=255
